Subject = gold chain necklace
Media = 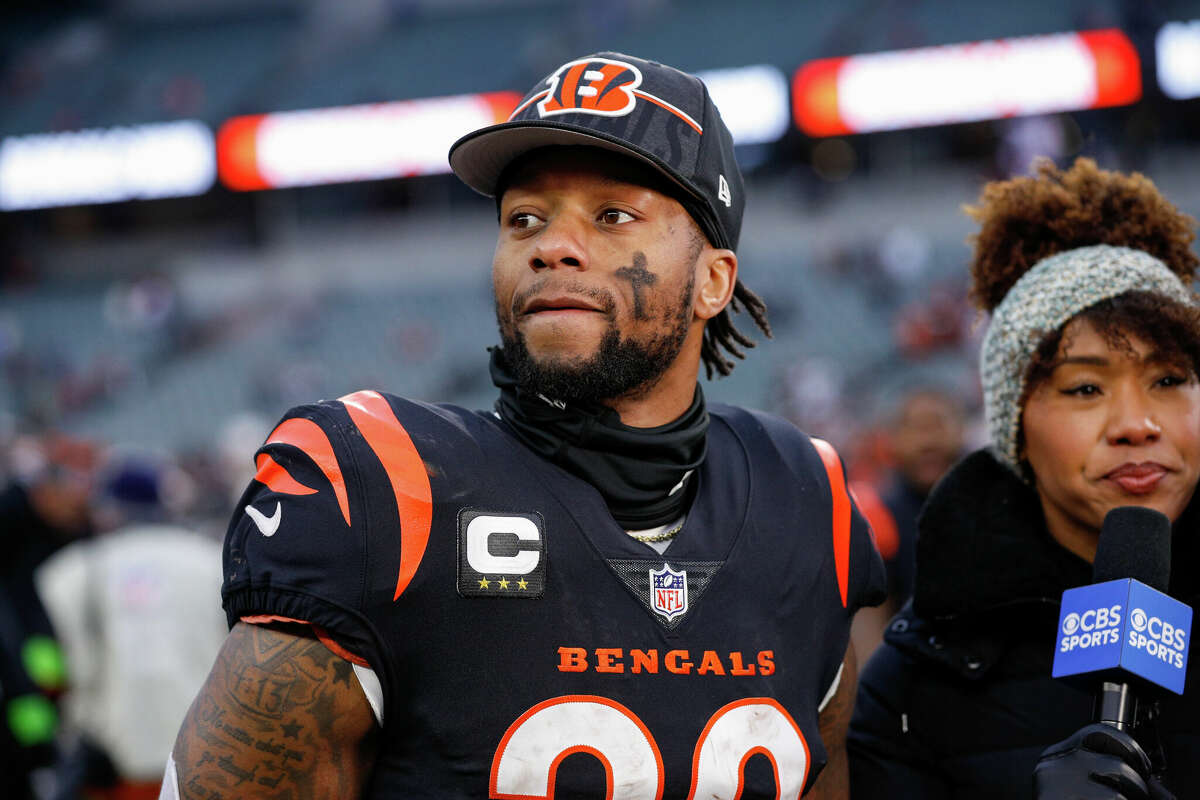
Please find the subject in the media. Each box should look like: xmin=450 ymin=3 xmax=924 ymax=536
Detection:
xmin=627 ymin=519 xmax=685 ymax=544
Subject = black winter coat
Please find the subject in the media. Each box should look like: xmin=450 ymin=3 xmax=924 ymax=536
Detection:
xmin=847 ymin=449 xmax=1200 ymax=799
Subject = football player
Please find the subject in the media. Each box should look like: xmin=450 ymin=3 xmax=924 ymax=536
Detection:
xmin=164 ymin=52 xmax=886 ymax=799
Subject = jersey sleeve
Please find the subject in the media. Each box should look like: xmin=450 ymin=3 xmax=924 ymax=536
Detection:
xmin=812 ymin=437 xmax=889 ymax=614
xmin=221 ymin=401 xmax=383 ymax=669
xmin=786 ymin=431 xmax=887 ymax=617
xmin=737 ymin=407 xmax=888 ymax=614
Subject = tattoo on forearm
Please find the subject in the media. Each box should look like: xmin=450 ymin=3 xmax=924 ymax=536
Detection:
xmin=174 ymin=623 xmax=375 ymax=800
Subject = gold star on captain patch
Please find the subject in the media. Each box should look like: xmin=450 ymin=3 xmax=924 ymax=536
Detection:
xmin=517 ymin=578 xmax=529 ymax=590
xmin=478 ymin=578 xmax=490 ymax=589
xmin=497 ymin=578 xmax=510 ymax=590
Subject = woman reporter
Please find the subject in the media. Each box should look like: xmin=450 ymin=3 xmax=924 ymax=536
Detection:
xmin=847 ymin=158 xmax=1200 ymax=799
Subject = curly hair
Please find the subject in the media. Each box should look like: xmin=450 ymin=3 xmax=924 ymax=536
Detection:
xmin=1025 ymin=291 xmax=1200 ymax=396
xmin=965 ymin=157 xmax=1198 ymax=312
xmin=965 ymin=157 xmax=1200 ymax=416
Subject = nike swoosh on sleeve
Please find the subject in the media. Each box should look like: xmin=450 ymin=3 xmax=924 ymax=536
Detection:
xmin=245 ymin=501 xmax=282 ymax=537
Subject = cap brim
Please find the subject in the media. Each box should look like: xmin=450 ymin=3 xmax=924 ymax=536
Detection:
xmin=450 ymin=120 xmax=693 ymax=200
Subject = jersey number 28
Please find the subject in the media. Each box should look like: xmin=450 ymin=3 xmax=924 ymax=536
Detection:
xmin=490 ymin=694 xmax=811 ymax=799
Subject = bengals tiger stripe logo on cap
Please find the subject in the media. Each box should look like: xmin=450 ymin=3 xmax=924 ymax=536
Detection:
xmin=539 ymin=57 xmax=641 ymax=117
xmin=508 ymin=56 xmax=703 ymax=134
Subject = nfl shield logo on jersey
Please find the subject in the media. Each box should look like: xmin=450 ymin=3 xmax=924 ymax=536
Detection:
xmin=650 ymin=563 xmax=688 ymax=622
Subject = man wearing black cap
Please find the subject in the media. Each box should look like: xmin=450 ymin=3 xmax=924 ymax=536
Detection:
xmin=165 ymin=53 xmax=885 ymax=799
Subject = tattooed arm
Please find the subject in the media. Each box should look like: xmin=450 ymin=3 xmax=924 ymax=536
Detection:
xmin=806 ymin=642 xmax=858 ymax=799
xmin=169 ymin=621 xmax=379 ymax=800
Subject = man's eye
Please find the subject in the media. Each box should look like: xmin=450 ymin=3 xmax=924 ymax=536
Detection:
xmin=601 ymin=209 xmax=635 ymax=225
xmin=509 ymin=212 xmax=542 ymax=229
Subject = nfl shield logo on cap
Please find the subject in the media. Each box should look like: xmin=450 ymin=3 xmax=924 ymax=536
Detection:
xmin=650 ymin=563 xmax=688 ymax=622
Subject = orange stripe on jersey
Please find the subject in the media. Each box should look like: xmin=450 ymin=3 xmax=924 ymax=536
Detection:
xmin=812 ymin=438 xmax=851 ymax=608
xmin=265 ymin=417 xmax=351 ymax=526
xmin=253 ymin=453 xmax=318 ymax=496
xmin=312 ymin=624 xmax=371 ymax=667
xmin=240 ymin=616 xmax=371 ymax=667
xmin=340 ymin=390 xmax=433 ymax=602
xmin=241 ymin=614 xmax=309 ymax=625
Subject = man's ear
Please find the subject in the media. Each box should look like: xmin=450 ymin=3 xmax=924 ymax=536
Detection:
xmin=693 ymin=248 xmax=737 ymax=321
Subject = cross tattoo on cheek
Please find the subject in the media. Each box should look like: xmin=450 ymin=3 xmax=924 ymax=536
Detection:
xmin=615 ymin=252 xmax=658 ymax=320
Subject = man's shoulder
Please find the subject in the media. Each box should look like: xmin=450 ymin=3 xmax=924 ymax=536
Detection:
xmin=708 ymin=402 xmax=822 ymax=463
xmin=223 ymin=392 xmax=506 ymax=633
xmin=272 ymin=390 xmax=502 ymax=454
xmin=709 ymin=402 xmax=810 ymax=441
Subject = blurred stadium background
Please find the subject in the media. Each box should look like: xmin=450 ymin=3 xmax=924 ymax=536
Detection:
xmin=3 ymin=0 xmax=1200 ymax=531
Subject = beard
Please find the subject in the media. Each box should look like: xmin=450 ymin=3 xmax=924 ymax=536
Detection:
xmin=496 ymin=272 xmax=695 ymax=405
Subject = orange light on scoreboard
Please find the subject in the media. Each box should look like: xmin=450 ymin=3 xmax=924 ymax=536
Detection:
xmin=793 ymin=29 xmax=1142 ymax=137
xmin=217 ymin=91 xmax=520 ymax=191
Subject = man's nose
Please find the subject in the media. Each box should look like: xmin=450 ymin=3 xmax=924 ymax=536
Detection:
xmin=530 ymin=214 xmax=589 ymax=271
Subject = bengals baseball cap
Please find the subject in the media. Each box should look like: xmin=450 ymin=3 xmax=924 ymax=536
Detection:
xmin=449 ymin=52 xmax=744 ymax=251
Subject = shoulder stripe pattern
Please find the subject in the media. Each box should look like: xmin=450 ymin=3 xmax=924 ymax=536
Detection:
xmin=264 ymin=418 xmax=351 ymax=526
xmin=253 ymin=453 xmax=318 ymax=496
xmin=811 ymin=438 xmax=851 ymax=609
xmin=340 ymin=390 xmax=433 ymax=601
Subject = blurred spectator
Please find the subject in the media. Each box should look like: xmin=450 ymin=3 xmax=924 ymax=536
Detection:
xmin=35 ymin=450 xmax=224 ymax=800
xmin=776 ymin=356 xmax=857 ymax=451
xmin=0 ymin=434 xmax=96 ymax=800
xmin=213 ymin=410 xmax=272 ymax=511
xmin=877 ymin=225 xmax=932 ymax=289
xmin=850 ymin=385 xmax=967 ymax=660
xmin=894 ymin=281 xmax=971 ymax=357
xmin=878 ymin=384 xmax=967 ymax=605
xmin=996 ymin=116 xmax=1068 ymax=178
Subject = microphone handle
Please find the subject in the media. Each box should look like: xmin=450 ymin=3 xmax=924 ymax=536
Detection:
xmin=1096 ymin=680 xmax=1137 ymax=730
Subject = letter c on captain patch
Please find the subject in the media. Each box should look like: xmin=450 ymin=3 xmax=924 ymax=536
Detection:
xmin=457 ymin=509 xmax=547 ymax=598
xmin=467 ymin=515 xmax=541 ymax=574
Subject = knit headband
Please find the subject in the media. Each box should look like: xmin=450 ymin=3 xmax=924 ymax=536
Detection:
xmin=981 ymin=244 xmax=1195 ymax=474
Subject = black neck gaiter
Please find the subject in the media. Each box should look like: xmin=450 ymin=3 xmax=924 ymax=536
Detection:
xmin=489 ymin=349 xmax=708 ymax=529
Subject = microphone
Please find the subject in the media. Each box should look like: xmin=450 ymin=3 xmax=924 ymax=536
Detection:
xmin=1052 ymin=507 xmax=1192 ymax=730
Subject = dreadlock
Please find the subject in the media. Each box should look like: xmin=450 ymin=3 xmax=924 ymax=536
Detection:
xmin=701 ymin=280 xmax=772 ymax=379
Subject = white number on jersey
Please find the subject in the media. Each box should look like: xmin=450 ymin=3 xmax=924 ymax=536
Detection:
xmin=491 ymin=694 xmax=811 ymax=799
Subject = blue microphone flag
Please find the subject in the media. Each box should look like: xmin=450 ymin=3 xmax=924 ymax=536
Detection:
xmin=1053 ymin=577 xmax=1192 ymax=694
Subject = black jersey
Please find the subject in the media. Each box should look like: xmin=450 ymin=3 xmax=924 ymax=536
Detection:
xmin=223 ymin=389 xmax=886 ymax=798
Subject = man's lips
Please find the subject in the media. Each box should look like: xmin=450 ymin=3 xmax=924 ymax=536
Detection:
xmin=520 ymin=296 xmax=606 ymax=316
xmin=1103 ymin=462 xmax=1170 ymax=495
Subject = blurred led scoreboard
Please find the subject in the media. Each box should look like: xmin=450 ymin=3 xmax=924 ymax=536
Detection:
xmin=792 ymin=29 xmax=1140 ymax=136
xmin=216 ymin=92 xmax=521 ymax=191
xmin=2 ymin=21 xmax=1198 ymax=210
